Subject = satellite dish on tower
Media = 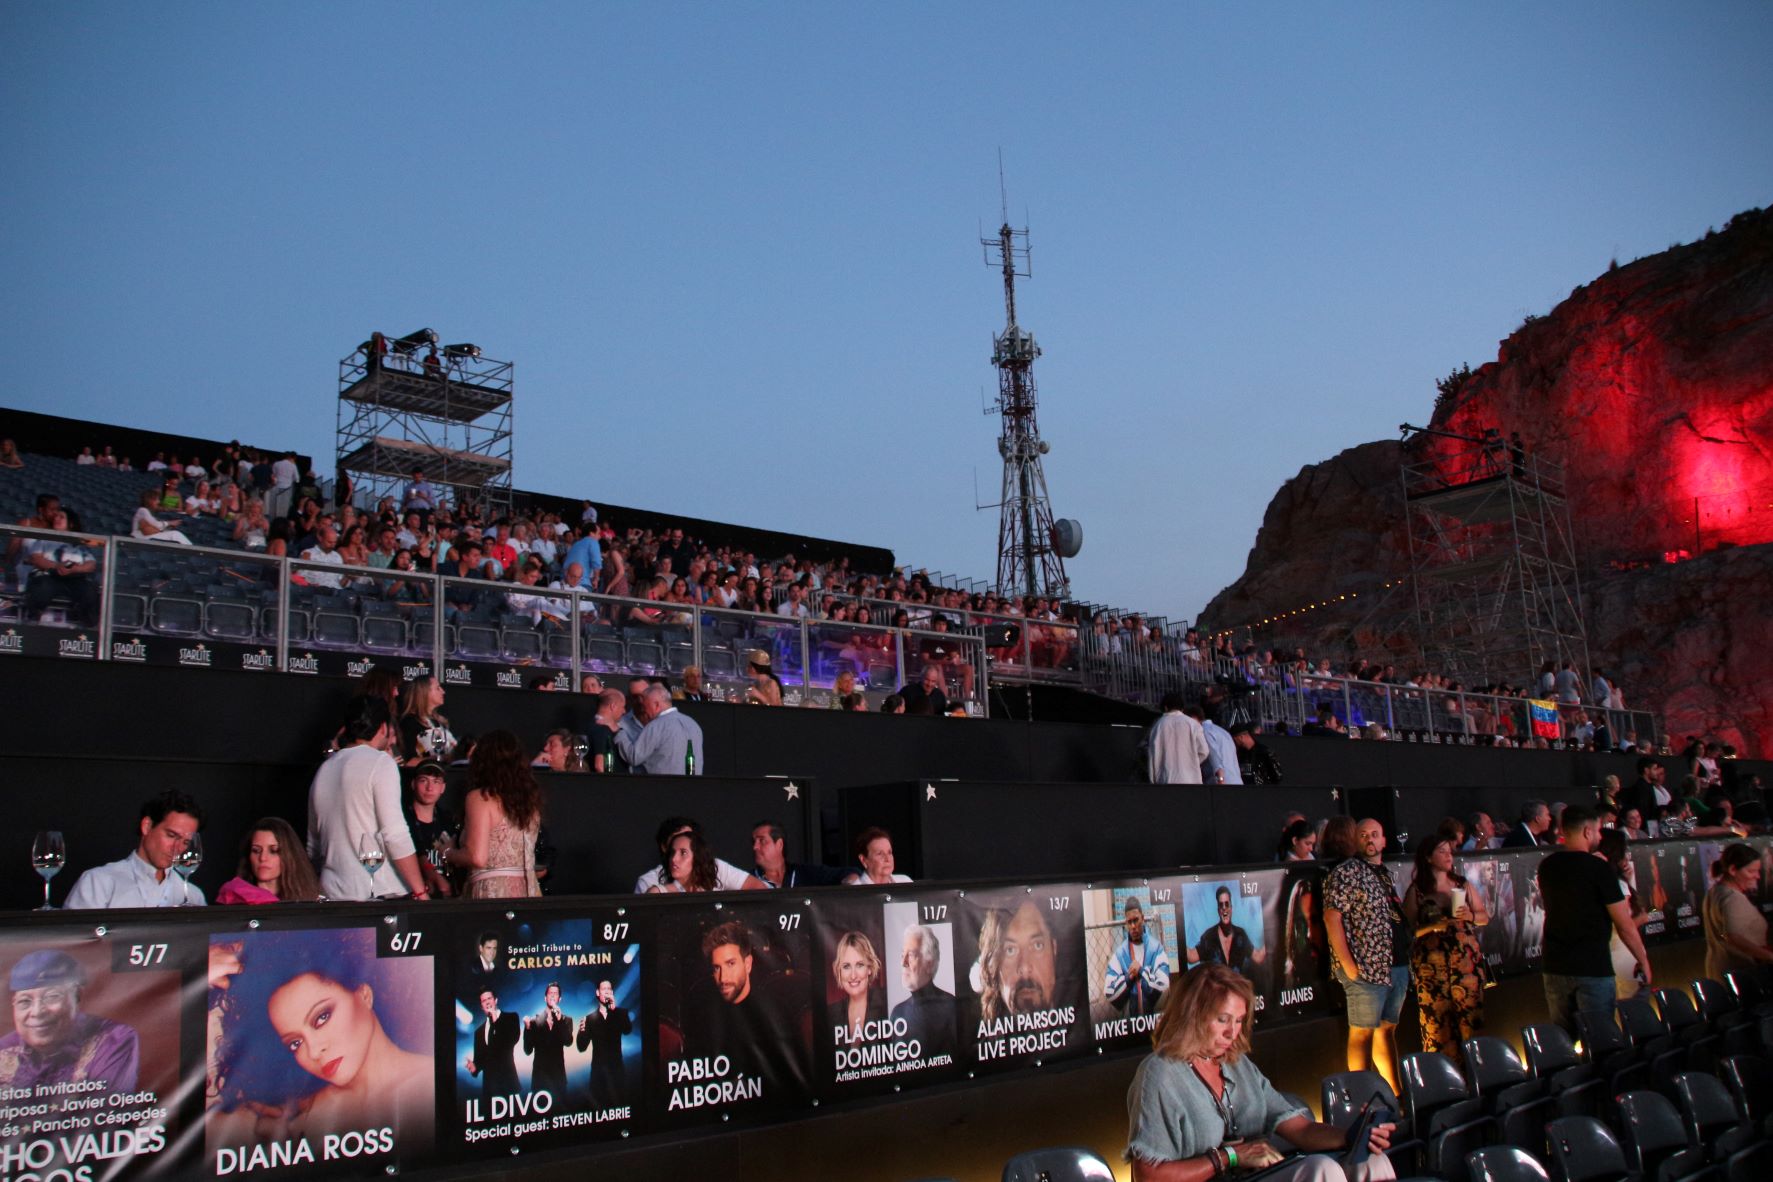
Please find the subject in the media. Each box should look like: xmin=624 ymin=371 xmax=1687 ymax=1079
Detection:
xmin=1051 ymin=518 xmax=1083 ymax=559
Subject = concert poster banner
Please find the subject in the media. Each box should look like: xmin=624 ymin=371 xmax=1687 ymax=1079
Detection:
xmin=1180 ymin=873 xmax=1274 ymax=1014
xmin=1507 ymin=852 xmax=1547 ymax=968
xmin=445 ymin=910 xmax=643 ymax=1158
xmin=651 ymin=899 xmax=815 ymax=1130
xmin=1633 ymin=841 xmax=1703 ymax=943
xmin=811 ymin=888 xmax=962 ymax=1099
xmin=1453 ymin=855 xmax=1508 ymax=975
xmin=1083 ymin=880 xmax=1180 ymax=1050
xmin=0 ymin=926 xmax=186 ymax=1181
xmin=204 ymin=924 xmax=435 ymax=1179
xmin=1267 ymin=866 xmax=1333 ymax=1020
xmin=953 ymin=884 xmax=1089 ymax=1075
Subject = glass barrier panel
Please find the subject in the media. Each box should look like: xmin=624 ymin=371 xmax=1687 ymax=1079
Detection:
xmin=806 ymin=617 xmax=900 ymax=701
xmin=3 ymin=523 xmax=108 ymax=659
xmin=283 ymin=557 xmax=431 ymax=679
xmin=572 ymin=590 xmax=696 ymax=687
xmin=904 ymin=625 xmax=983 ymax=713
xmin=1345 ymin=680 xmax=1393 ymax=733
xmin=690 ymin=603 xmax=806 ymax=704
xmin=107 ymin=537 xmax=281 ymax=670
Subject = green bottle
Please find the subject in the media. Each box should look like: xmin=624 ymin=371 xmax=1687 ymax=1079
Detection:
xmin=685 ymin=738 xmax=696 ymax=777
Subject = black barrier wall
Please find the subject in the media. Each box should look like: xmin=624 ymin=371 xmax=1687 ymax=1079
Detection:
xmin=0 ymin=837 xmax=1756 ymax=1182
xmin=9 ymin=661 xmax=1756 ymax=798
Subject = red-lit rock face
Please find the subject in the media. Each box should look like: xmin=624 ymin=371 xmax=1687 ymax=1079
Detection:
xmin=1202 ymin=207 xmax=1773 ymax=755
xmin=1433 ymin=207 xmax=1773 ymax=560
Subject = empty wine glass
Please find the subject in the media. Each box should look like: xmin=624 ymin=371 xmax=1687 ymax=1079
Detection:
xmin=358 ymin=832 xmax=386 ymax=892
xmin=31 ymin=831 xmax=66 ymax=910
xmin=174 ymin=832 xmax=203 ymax=906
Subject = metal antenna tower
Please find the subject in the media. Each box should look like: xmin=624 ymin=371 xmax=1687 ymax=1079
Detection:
xmin=982 ymin=195 xmax=1070 ymax=600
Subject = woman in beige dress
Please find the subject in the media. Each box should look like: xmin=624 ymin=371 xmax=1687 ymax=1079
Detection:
xmin=449 ymin=730 xmax=542 ymax=898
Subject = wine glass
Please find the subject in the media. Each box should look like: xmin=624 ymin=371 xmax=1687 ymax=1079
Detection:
xmin=358 ymin=832 xmax=386 ymax=893
xmin=174 ymin=833 xmax=203 ymax=906
xmin=31 ymin=831 xmax=66 ymax=910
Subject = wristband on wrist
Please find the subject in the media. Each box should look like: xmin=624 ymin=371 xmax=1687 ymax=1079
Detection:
xmin=1227 ymin=1146 xmax=1239 ymax=1170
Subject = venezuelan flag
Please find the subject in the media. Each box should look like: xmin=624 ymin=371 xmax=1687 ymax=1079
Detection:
xmin=1528 ymin=699 xmax=1562 ymax=740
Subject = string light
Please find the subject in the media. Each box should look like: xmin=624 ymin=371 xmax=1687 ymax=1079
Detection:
xmin=1210 ymin=579 xmax=1407 ymax=639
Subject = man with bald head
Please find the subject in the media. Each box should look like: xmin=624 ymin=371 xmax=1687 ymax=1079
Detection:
xmin=611 ymin=683 xmax=704 ymax=775
xmin=1323 ymin=817 xmax=1409 ymax=1092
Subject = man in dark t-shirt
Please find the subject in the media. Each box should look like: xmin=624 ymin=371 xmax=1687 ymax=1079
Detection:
xmin=1537 ymin=804 xmax=1653 ymax=1033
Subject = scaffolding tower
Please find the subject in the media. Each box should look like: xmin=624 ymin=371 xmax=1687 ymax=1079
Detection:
xmin=336 ymin=331 xmax=513 ymax=517
xmin=1400 ymin=424 xmax=1590 ymax=688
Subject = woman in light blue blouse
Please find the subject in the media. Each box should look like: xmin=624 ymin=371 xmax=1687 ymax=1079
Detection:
xmin=1125 ymin=963 xmax=1395 ymax=1182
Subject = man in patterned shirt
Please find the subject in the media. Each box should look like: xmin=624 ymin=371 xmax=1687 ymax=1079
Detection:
xmin=0 ymin=950 xmax=139 ymax=1100
xmin=1323 ymin=818 xmax=1410 ymax=1091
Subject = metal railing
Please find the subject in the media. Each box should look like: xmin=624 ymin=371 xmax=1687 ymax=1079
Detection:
xmin=1072 ymin=625 xmax=1660 ymax=744
xmin=812 ymin=591 xmax=1081 ymax=684
xmin=0 ymin=525 xmax=989 ymax=713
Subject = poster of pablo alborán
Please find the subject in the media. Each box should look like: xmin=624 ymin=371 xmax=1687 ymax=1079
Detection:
xmin=651 ymin=899 xmax=815 ymax=1130
xmin=952 ymin=884 xmax=1089 ymax=1074
xmin=443 ymin=909 xmax=643 ymax=1158
xmin=810 ymin=888 xmax=962 ymax=1100
xmin=0 ymin=926 xmax=185 ymax=1182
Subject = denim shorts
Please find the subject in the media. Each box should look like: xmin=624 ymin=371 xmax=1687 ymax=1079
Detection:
xmin=1334 ymin=963 xmax=1410 ymax=1028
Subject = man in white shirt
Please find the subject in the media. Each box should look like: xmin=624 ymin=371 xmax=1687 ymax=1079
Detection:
xmin=1196 ymin=706 xmax=1243 ymax=785
xmin=268 ymin=452 xmax=300 ymax=520
xmin=65 ymin=790 xmax=206 ymax=909
xmin=307 ymin=696 xmax=428 ymax=901
xmin=1144 ymin=691 xmax=1210 ymax=785
xmin=300 ymin=524 xmax=346 ymax=590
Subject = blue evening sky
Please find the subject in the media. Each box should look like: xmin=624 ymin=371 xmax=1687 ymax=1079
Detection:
xmin=4 ymin=3 xmax=1770 ymax=625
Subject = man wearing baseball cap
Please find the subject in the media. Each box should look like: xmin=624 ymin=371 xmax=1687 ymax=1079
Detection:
xmin=0 ymin=949 xmax=139 ymax=1096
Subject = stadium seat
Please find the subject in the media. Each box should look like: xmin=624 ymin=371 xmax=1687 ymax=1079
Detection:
xmin=1618 ymin=997 xmax=1686 ymax=1089
xmin=703 ymin=645 xmax=738 ymax=679
xmin=458 ymin=624 xmax=500 ymax=659
xmin=666 ymin=640 xmax=694 ymax=673
xmin=1544 ymin=1115 xmax=1629 ymax=1182
xmin=1465 ymin=1145 xmax=1550 ymax=1182
xmin=1322 ymin=1070 xmax=1421 ymax=1171
xmin=1521 ymin=1024 xmax=1605 ymax=1120
xmin=413 ymin=618 xmax=452 ymax=655
xmin=627 ymin=639 xmax=663 ymax=673
xmin=204 ymin=600 xmax=255 ymax=641
xmin=584 ymin=636 xmax=624 ymax=672
xmin=312 ymin=611 xmax=361 ymax=648
xmin=502 ymin=627 xmax=542 ymax=662
xmin=1655 ymin=989 xmax=1724 ymax=1073
xmin=1615 ymin=1090 xmax=1713 ymax=1182
xmin=1671 ymin=1072 xmax=1759 ymax=1163
xmin=112 ymin=593 xmax=147 ymax=632
xmin=1691 ymin=979 xmax=1759 ymax=1057
xmin=1725 ymin=971 xmax=1773 ymax=1020
xmin=362 ymin=614 xmax=408 ymax=651
xmin=999 ymin=1145 xmax=1115 ymax=1182
xmin=545 ymin=631 xmax=572 ymax=664
xmin=1463 ymin=1036 xmax=1557 ymax=1154
xmin=1719 ymin=1055 xmax=1773 ymax=1136
xmin=1400 ymin=1052 xmax=1493 ymax=1182
xmin=149 ymin=596 xmax=202 ymax=636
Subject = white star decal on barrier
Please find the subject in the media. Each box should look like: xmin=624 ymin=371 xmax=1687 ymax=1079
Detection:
xmin=925 ymin=783 xmax=937 ymax=801
xmin=782 ymin=783 xmax=800 ymax=801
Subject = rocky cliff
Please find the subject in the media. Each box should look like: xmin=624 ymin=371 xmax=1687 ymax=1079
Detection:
xmin=1202 ymin=206 xmax=1773 ymax=753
